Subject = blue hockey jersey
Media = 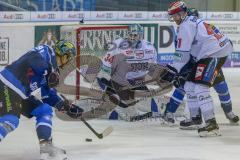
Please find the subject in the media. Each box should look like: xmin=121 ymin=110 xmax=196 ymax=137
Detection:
xmin=0 ymin=45 xmax=61 ymax=105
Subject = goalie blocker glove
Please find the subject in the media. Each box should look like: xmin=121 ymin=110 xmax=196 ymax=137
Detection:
xmin=161 ymin=65 xmax=187 ymax=88
xmin=55 ymin=100 xmax=84 ymax=118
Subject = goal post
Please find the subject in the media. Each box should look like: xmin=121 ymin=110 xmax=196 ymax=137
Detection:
xmin=60 ymin=25 xmax=129 ymax=99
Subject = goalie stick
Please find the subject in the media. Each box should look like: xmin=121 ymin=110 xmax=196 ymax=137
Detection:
xmin=56 ymin=55 xmax=173 ymax=120
xmin=59 ymin=94 xmax=113 ymax=139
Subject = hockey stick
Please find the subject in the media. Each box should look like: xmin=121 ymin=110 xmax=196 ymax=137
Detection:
xmin=60 ymin=94 xmax=113 ymax=139
xmin=80 ymin=117 xmax=113 ymax=139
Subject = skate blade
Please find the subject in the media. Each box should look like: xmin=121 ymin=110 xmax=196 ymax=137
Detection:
xmin=40 ymin=153 xmax=68 ymax=160
xmin=160 ymin=121 xmax=178 ymax=127
xmin=218 ymin=122 xmax=239 ymax=126
xmin=179 ymin=125 xmax=201 ymax=130
xmin=198 ymin=129 xmax=221 ymax=137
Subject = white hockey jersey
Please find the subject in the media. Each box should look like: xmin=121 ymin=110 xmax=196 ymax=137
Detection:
xmin=102 ymin=38 xmax=157 ymax=80
xmin=172 ymin=15 xmax=232 ymax=72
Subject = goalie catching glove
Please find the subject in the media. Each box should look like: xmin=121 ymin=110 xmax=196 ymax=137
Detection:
xmin=161 ymin=65 xmax=187 ymax=88
xmin=55 ymin=99 xmax=84 ymax=118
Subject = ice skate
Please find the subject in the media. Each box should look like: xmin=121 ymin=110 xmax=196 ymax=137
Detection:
xmin=179 ymin=115 xmax=202 ymax=130
xmin=198 ymin=118 xmax=221 ymax=137
xmin=162 ymin=112 xmax=175 ymax=126
xmin=225 ymin=111 xmax=239 ymax=125
xmin=40 ymin=139 xmax=68 ymax=160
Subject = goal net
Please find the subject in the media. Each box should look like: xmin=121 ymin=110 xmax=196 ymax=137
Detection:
xmin=60 ymin=25 xmax=129 ymax=99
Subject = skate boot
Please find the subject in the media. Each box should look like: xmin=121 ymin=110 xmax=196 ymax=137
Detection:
xmin=40 ymin=139 xmax=68 ymax=160
xmin=225 ymin=111 xmax=239 ymax=125
xmin=180 ymin=115 xmax=202 ymax=130
xmin=163 ymin=112 xmax=175 ymax=125
xmin=198 ymin=118 xmax=221 ymax=137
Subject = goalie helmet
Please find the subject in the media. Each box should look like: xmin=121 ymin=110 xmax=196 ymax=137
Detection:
xmin=127 ymin=24 xmax=144 ymax=47
xmin=168 ymin=1 xmax=187 ymax=24
xmin=53 ymin=40 xmax=76 ymax=68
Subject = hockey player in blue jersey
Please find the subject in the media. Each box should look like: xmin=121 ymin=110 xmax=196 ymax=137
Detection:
xmin=163 ymin=7 xmax=239 ymax=128
xmin=0 ymin=40 xmax=83 ymax=160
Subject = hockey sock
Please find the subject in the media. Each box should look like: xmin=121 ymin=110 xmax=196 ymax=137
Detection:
xmin=0 ymin=114 xmax=19 ymax=141
xmin=195 ymin=84 xmax=215 ymax=121
xmin=165 ymin=88 xmax=185 ymax=113
xmin=31 ymin=104 xmax=53 ymax=141
xmin=214 ymin=81 xmax=232 ymax=113
xmin=36 ymin=115 xmax=52 ymax=141
xmin=184 ymin=82 xmax=201 ymax=118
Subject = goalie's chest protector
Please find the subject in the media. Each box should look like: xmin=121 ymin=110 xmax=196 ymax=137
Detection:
xmin=103 ymin=38 xmax=156 ymax=79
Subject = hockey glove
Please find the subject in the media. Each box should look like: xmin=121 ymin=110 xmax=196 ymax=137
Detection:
xmin=161 ymin=65 xmax=178 ymax=83
xmin=47 ymin=71 xmax=60 ymax=88
xmin=173 ymin=75 xmax=186 ymax=88
xmin=56 ymin=100 xmax=84 ymax=118
xmin=162 ymin=65 xmax=186 ymax=88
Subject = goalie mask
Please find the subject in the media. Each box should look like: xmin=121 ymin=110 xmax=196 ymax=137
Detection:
xmin=54 ymin=40 xmax=76 ymax=68
xmin=168 ymin=1 xmax=187 ymax=25
xmin=127 ymin=24 xmax=144 ymax=47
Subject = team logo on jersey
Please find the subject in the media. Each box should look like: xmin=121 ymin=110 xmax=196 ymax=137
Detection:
xmin=195 ymin=64 xmax=206 ymax=80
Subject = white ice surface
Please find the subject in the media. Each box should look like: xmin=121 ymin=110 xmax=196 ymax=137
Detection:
xmin=1 ymin=68 xmax=240 ymax=160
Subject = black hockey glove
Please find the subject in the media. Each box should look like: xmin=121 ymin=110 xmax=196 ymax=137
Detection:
xmin=162 ymin=65 xmax=186 ymax=88
xmin=161 ymin=65 xmax=178 ymax=83
xmin=173 ymin=75 xmax=186 ymax=88
xmin=47 ymin=71 xmax=60 ymax=88
xmin=56 ymin=100 xmax=84 ymax=118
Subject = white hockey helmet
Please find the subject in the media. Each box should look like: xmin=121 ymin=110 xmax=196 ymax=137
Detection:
xmin=168 ymin=1 xmax=188 ymax=25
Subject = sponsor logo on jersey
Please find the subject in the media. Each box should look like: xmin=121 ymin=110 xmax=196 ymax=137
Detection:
xmin=125 ymin=50 xmax=134 ymax=55
xmin=199 ymin=95 xmax=211 ymax=101
xmin=195 ymin=64 xmax=206 ymax=80
xmin=145 ymin=49 xmax=154 ymax=54
xmin=135 ymin=50 xmax=144 ymax=59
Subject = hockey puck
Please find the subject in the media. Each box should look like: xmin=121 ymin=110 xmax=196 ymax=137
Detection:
xmin=85 ymin=138 xmax=92 ymax=142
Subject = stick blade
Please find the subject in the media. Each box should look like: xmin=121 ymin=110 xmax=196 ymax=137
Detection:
xmin=101 ymin=126 xmax=114 ymax=138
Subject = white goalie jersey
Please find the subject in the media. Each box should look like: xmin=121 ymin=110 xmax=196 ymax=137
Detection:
xmin=102 ymin=38 xmax=157 ymax=81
